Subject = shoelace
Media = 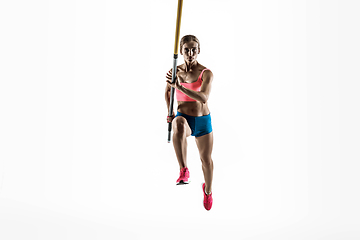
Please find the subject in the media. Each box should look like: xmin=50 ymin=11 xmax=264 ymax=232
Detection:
xmin=180 ymin=170 xmax=186 ymax=178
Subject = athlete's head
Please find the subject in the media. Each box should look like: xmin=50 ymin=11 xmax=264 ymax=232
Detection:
xmin=180 ymin=35 xmax=200 ymax=63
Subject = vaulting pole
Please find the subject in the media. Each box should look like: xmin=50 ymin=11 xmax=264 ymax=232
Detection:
xmin=168 ymin=0 xmax=183 ymax=143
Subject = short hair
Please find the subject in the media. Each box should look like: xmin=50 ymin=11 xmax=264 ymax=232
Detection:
xmin=180 ymin=35 xmax=200 ymax=53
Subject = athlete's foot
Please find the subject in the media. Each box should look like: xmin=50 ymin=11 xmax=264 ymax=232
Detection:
xmin=176 ymin=167 xmax=190 ymax=185
xmin=202 ymin=183 xmax=213 ymax=210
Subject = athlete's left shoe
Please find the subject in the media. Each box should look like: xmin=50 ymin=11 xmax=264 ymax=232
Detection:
xmin=176 ymin=167 xmax=190 ymax=185
xmin=202 ymin=183 xmax=213 ymax=211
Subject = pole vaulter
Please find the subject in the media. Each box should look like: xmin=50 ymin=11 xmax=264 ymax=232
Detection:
xmin=165 ymin=1 xmax=214 ymax=210
xmin=168 ymin=0 xmax=183 ymax=143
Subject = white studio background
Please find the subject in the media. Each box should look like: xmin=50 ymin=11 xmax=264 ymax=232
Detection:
xmin=0 ymin=0 xmax=359 ymax=239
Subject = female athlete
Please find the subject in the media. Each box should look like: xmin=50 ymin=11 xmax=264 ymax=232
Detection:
xmin=165 ymin=35 xmax=214 ymax=211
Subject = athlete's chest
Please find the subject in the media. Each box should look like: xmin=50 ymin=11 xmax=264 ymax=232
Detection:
xmin=178 ymin=71 xmax=201 ymax=84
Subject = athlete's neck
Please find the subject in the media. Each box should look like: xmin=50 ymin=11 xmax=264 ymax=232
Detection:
xmin=184 ymin=60 xmax=198 ymax=72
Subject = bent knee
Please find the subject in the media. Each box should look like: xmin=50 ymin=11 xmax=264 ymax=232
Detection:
xmin=173 ymin=116 xmax=187 ymax=133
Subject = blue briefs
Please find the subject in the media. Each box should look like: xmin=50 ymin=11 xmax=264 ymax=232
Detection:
xmin=175 ymin=111 xmax=213 ymax=137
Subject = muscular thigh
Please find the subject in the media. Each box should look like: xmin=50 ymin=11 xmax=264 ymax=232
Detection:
xmin=195 ymin=132 xmax=213 ymax=159
xmin=172 ymin=116 xmax=192 ymax=137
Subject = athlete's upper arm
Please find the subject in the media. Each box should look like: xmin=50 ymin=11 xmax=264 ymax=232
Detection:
xmin=165 ymin=82 xmax=171 ymax=92
xmin=200 ymin=70 xmax=214 ymax=98
xmin=165 ymin=68 xmax=173 ymax=93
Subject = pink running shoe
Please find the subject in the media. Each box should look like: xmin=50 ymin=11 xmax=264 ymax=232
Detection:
xmin=176 ymin=167 xmax=190 ymax=185
xmin=202 ymin=183 xmax=213 ymax=211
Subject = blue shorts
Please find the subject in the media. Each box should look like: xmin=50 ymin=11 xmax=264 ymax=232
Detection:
xmin=175 ymin=111 xmax=213 ymax=137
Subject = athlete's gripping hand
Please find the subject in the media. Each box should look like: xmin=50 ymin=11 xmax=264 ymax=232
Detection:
xmin=166 ymin=69 xmax=181 ymax=90
xmin=167 ymin=111 xmax=176 ymax=123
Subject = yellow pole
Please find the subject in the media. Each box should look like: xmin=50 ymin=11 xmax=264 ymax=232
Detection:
xmin=174 ymin=0 xmax=183 ymax=55
xmin=168 ymin=0 xmax=183 ymax=143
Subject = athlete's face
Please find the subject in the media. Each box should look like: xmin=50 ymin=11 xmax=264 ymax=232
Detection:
xmin=181 ymin=41 xmax=200 ymax=63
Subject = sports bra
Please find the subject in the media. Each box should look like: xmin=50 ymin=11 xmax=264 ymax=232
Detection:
xmin=176 ymin=68 xmax=210 ymax=102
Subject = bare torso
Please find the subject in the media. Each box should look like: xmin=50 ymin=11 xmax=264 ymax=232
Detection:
xmin=176 ymin=63 xmax=210 ymax=117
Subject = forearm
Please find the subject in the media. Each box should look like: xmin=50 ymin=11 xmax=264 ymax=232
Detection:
xmin=177 ymin=85 xmax=207 ymax=103
xmin=165 ymin=91 xmax=175 ymax=114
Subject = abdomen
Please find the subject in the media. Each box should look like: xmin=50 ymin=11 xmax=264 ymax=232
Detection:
xmin=177 ymin=101 xmax=210 ymax=116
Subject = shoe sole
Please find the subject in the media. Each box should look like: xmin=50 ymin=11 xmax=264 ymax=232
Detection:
xmin=176 ymin=180 xmax=190 ymax=185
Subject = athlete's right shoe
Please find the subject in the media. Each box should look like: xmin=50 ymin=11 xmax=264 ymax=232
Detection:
xmin=202 ymin=183 xmax=213 ymax=211
xmin=176 ymin=167 xmax=190 ymax=185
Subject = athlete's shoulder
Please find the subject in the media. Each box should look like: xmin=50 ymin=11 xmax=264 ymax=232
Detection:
xmin=177 ymin=64 xmax=185 ymax=72
xmin=198 ymin=64 xmax=212 ymax=73
xmin=202 ymin=67 xmax=213 ymax=80
xmin=169 ymin=65 xmax=182 ymax=74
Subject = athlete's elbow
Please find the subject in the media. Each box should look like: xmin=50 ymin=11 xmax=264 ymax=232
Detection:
xmin=201 ymin=94 xmax=209 ymax=104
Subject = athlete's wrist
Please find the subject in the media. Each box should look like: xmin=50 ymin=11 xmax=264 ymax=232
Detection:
xmin=177 ymin=84 xmax=184 ymax=91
